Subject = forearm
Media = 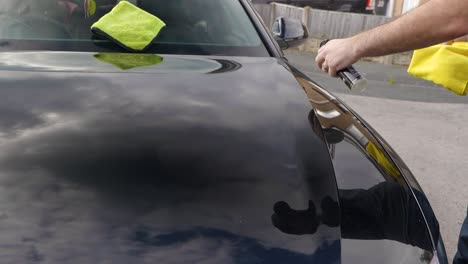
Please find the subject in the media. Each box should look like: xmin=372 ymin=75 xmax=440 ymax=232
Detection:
xmin=353 ymin=0 xmax=468 ymax=57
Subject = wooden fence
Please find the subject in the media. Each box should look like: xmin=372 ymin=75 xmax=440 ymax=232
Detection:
xmin=254 ymin=3 xmax=412 ymax=65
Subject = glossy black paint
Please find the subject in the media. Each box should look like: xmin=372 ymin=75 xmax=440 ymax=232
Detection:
xmin=0 ymin=53 xmax=344 ymax=263
xmin=0 ymin=51 xmax=443 ymax=263
xmin=291 ymin=68 xmax=445 ymax=263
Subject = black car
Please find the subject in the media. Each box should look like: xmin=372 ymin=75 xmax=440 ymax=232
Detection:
xmin=252 ymin=0 xmax=374 ymax=13
xmin=0 ymin=0 xmax=447 ymax=263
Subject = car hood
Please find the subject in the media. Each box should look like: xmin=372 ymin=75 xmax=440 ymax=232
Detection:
xmin=0 ymin=52 xmax=440 ymax=263
xmin=0 ymin=52 xmax=343 ymax=263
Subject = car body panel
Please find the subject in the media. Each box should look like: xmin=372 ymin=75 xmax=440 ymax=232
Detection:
xmin=0 ymin=52 xmax=443 ymax=263
xmin=290 ymin=67 xmax=446 ymax=263
xmin=0 ymin=53 xmax=343 ymax=263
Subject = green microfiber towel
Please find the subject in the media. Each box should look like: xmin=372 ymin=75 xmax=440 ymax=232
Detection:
xmin=91 ymin=1 xmax=166 ymax=52
xmin=94 ymin=53 xmax=163 ymax=70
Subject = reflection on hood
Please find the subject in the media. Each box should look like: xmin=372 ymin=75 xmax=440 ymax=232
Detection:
xmin=130 ymin=226 xmax=340 ymax=264
xmin=0 ymin=65 xmax=340 ymax=263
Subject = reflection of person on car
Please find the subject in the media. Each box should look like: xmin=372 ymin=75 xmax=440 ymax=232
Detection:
xmin=271 ymin=181 xmax=439 ymax=251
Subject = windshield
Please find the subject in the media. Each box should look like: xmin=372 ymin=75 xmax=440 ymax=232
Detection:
xmin=0 ymin=0 xmax=269 ymax=56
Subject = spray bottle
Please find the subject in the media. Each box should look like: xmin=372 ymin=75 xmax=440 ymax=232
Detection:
xmin=320 ymin=39 xmax=368 ymax=93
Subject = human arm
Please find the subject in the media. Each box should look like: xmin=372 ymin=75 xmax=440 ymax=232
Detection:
xmin=445 ymin=34 xmax=468 ymax=44
xmin=316 ymin=0 xmax=468 ymax=76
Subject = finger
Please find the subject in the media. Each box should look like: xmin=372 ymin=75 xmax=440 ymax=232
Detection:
xmin=322 ymin=63 xmax=328 ymax=73
xmin=316 ymin=58 xmax=324 ymax=70
xmin=328 ymin=66 xmax=337 ymax=77
xmin=315 ymin=54 xmax=325 ymax=69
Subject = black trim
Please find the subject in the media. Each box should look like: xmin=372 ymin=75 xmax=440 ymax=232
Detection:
xmin=0 ymin=39 xmax=270 ymax=57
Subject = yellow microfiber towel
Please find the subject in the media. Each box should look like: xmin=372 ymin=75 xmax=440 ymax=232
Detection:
xmin=91 ymin=1 xmax=166 ymax=52
xmin=408 ymin=42 xmax=468 ymax=96
xmin=94 ymin=53 xmax=163 ymax=70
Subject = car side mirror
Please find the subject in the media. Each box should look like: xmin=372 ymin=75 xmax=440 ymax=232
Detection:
xmin=272 ymin=17 xmax=309 ymax=50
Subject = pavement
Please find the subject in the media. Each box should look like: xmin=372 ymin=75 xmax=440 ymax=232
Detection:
xmin=285 ymin=50 xmax=468 ymax=261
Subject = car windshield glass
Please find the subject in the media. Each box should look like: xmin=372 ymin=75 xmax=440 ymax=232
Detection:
xmin=0 ymin=0 xmax=269 ymax=56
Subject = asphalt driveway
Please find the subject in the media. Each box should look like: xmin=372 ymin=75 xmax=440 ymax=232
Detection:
xmin=285 ymin=50 xmax=468 ymax=260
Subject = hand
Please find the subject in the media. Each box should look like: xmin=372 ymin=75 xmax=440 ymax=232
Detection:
xmin=315 ymin=38 xmax=361 ymax=77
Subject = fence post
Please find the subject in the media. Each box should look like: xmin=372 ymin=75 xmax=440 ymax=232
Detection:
xmin=382 ymin=55 xmax=393 ymax=65
xmin=269 ymin=2 xmax=277 ymax=27
xmin=300 ymin=6 xmax=311 ymax=52
xmin=302 ymin=6 xmax=310 ymax=26
xmin=393 ymin=0 xmax=404 ymax=16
